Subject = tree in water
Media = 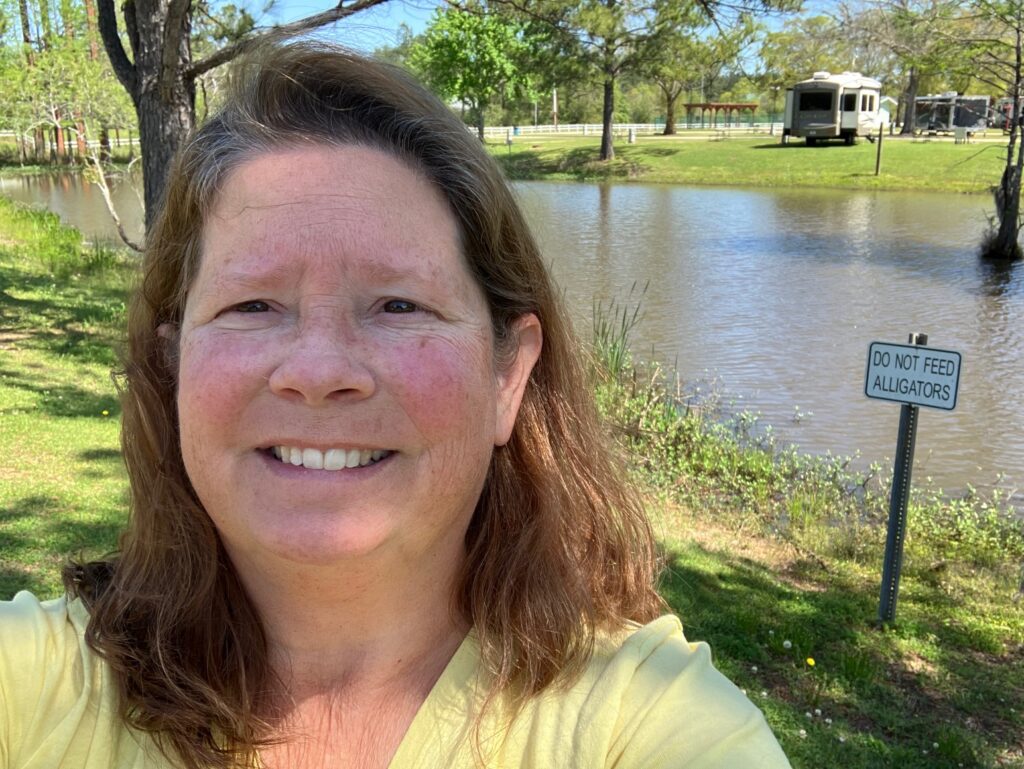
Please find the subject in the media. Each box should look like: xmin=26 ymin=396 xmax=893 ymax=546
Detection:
xmin=96 ymin=0 xmax=388 ymax=234
xmin=974 ymin=0 xmax=1024 ymax=260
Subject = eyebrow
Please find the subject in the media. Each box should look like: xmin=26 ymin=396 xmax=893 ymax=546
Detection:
xmin=208 ymin=263 xmax=299 ymax=294
xmin=206 ymin=256 xmax=443 ymax=295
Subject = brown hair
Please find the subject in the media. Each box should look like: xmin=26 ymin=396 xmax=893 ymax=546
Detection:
xmin=66 ymin=41 xmax=663 ymax=768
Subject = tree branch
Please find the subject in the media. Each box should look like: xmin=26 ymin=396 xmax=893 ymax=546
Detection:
xmin=185 ymin=0 xmax=388 ymax=79
xmin=161 ymin=0 xmax=191 ymax=96
xmin=96 ymin=0 xmax=137 ymax=98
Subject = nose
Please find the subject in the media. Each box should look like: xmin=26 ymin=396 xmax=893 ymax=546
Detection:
xmin=268 ymin=317 xmax=376 ymax=405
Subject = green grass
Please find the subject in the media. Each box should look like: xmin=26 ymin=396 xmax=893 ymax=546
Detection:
xmin=489 ymin=134 xmax=1007 ymax=193
xmin=0 ymin=196 xmax=132 ymax=598
xmin=1 ymin=196 xmax=1021 ymax=768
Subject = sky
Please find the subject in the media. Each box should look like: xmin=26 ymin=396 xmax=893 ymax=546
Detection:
xmin=260 ymin=0 xmax=439 ymax=53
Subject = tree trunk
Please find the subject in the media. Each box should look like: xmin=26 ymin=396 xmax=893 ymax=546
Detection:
xmin=34 ymin=129 xmax=45 ymax=162
xmin=663 ymin=88 xmax=678 ymax=136
xmin=600 ymin=76 xmax=615 ymax=161
xmin=476 ymin=102 xmax=485 ymax=141
xmin=987 ymin=163 xmax=1023 ymax=260
xmin=53 ymin=117 xmax=66 ymax=162
xmin=982 ymin=22 xmax=1024 ymax=261
xmin=900 ymin=66 xmax=918 ymax=136
xmin=100 ymin=126 xmax=111 ymax=161
xmin=18 ymin=0 xmax=34 ymax=56
xmin=39 ymin=0 xmax=53 ymax=46
xmin=128 ymin=0 xmax=197 ymax=230
xmin=83 ymin=0 xmax=100 ymax=59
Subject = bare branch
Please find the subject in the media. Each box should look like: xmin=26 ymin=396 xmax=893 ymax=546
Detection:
xmin=84 ymin=147 xmax=144 ymax=252
xmin=96 ymin=0 xmax=137 ymax=98
xmin=185 ymin=0 xmax=389 ymax=79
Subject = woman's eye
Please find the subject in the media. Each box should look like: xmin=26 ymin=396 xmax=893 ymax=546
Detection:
xmin=231 ymin=300 xmax=270 ymax=313
xmin=383 ymin=299 xmax=419 ymax=314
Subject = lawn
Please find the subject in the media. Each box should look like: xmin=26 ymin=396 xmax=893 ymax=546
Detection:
xmin=488 ymin=133 xmax=1007 ymax=194
xmin=1 ymin=196 xmax=1022 ymax=768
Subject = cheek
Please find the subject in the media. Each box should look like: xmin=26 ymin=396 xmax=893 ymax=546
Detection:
xmin=177 ymin=335 xmax=266 ymax=438
xmin=387 ymin=337 xmax=496 ymax=436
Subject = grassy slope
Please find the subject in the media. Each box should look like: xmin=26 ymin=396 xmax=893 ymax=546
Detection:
xmin=488 ymin=134 xmax=1006 ymax=194
xmin=1 ymin=196 xmax=1021 ymax=768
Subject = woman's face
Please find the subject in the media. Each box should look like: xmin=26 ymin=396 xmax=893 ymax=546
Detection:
xmin=175 ymin=146 xmax=539 ymax=570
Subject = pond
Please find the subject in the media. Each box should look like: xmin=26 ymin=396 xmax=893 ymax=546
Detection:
xmin=3 ymin=172 xmax=1021 ymax=503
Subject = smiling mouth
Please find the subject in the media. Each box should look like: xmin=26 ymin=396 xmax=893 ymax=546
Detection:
xmin=268 ymin=446 xmax=392 ymax=471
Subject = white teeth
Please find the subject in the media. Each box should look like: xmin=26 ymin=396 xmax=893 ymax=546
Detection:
xmin=302 ymin=448 xmax=324 ymax=470
xmin=324 ymin=448 xmax=346 ymax=471
xmin=273 ymin=446 xmax=389 ymax=471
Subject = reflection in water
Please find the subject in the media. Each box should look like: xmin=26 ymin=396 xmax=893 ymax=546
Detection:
xmin=3 ymin=172 xmax=1021 ymax=499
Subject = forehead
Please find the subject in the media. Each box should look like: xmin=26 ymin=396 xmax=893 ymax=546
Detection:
xmin=195 ymin=145 xmax=467 ymax=288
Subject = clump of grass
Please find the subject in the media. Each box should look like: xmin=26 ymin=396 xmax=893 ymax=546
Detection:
xmin=0 ymin=196 xmax=130 ymax=279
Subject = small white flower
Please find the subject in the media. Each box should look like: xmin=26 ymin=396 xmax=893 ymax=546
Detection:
xmin=805 ymin=712 xmax=812 ymax=719
xmin=768 ymin=630 xmax=775 ymax=636
xmin=814 ymin=708 xmax=822 ymax=717
xmin=932 ymin=743 xmax=938 ymax=749
xmin=838 ymin=735 xmax=846 ymax=743
xmin=825 ymin=718 xmax=833 ymax=726
xmin=798 ymin=729 xmax=807 ymax=739
xmin=783 ymin=640 xmax=792 ymax=650
xmin=760 ymin=691 xmax=767 ymax=698
xmin=922 ymin=750 xmax=929 ymax=755
xmin=751 ymin=665 xmax=758 ymax=673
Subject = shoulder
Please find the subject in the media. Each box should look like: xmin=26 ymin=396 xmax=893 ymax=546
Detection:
xmin=0 ymin=590 xmax=91 ymax=682
xmin=0 ymin=592 xmax=160 ymax=768
xmin=574 ymin=615 xmax=792 ymax=769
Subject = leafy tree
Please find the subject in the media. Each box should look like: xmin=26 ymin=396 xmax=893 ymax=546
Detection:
xmin=758 ymin=15 xmax=849 ymax=90
xmin=96 ymin=0 xmax=389 ymax=232
xmin=646 ymin=13 xmax=754 ymax=134
xmin=409 ymin=5 xmax=535 ymax=140
xmin=491 ymin=0 xmax=792 ymax=160
xmin=838 ymin=0 xmax=965 ymax=134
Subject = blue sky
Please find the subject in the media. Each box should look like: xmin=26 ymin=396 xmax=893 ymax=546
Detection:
xmin=261 ymin=0 xmax=439 ymax=52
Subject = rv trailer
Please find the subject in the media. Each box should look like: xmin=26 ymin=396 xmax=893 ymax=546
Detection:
xmin=913 ymin=93 xmax=989 ymax=133
xmin=783 ymin=71 xmax=885 ymax=146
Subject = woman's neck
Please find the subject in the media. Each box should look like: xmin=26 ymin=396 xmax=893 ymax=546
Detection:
xmin=228 ymin=538 xmax=469 ymax=700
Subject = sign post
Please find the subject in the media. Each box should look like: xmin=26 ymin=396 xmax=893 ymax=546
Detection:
xmin=864 ymin=333 xmax=962 ymax=624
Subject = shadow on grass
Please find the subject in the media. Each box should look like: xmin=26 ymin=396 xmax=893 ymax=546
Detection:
xmin=0 ymin=258 xmax=128 ymax=369
xmin=0 ymin=365 xmax=119 ymax=418
xmin=0 ymin=494 xmax=124 ymax=600
xmin=659 ymin=538 xmax=1014 ymax=768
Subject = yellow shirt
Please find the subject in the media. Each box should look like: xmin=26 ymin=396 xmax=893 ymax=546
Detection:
xmin=0 ymin=592 xmax=791 ymax=768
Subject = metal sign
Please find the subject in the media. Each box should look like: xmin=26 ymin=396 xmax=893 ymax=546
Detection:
xmin=865 ymin=341 xmax=961 ymax=411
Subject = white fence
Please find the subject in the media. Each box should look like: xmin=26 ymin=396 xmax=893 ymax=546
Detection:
xmin=480 ymin=122 xmax=778 ymax=139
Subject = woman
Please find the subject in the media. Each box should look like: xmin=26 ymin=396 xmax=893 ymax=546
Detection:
xmin=0 ymin=43 xmax=790 ymax=769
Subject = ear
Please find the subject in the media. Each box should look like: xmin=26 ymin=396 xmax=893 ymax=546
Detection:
xmin=494 ymin=314 xmax=543 ymax=447
xmin=156 ymin=323 xmax=180 ymax=371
